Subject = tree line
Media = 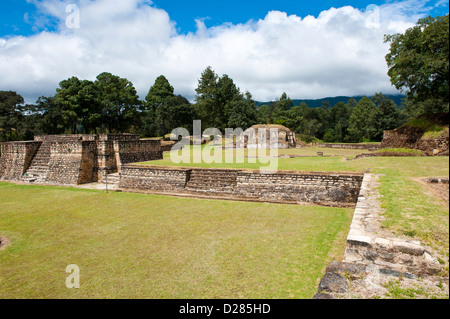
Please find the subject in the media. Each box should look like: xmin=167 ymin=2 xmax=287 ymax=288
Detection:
xmin=1 ymin=15 xmax=447 ymax=143
xmin=0 ymin=69 xmax=407 ymax=144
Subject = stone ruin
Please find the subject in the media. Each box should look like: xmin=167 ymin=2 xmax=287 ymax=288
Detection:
xmin=241 ymin=124 xmax=298 ymax=149
xmin=380 ymin=113 xmax=449 ymax=156
xmin=0 ymin=134 xmax=162 ymax=185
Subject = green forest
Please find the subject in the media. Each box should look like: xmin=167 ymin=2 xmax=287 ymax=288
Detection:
xmin=0 ymin=15 xmax=448 ymax=144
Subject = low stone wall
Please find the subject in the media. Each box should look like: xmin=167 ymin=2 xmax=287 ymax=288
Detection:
xmin=120 ymin=166 xmax=190 ymax=191
xmin=115 ymin=140 xmax=162 ymax=170
xmin=316 ymin=143 xmax=380 ymax=150
xmin=119 ymin=165 xmax=363 ymax=206
xmin=0 ymin=141 xmax=41 ymax=180
xmin=236 ymin=171 xmax=362 ymax=204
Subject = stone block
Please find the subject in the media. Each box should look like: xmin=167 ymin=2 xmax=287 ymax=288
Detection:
xmin=347 ymin=235 xmax=372 ymax=248
xmin=393 ymin=241 xmax=425 ymax=256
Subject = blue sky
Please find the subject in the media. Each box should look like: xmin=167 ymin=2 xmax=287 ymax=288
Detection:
xmin=0 ymin=0 xmax=449 ymax=103
xmin=1 ymin=0 xmax=448 ymax=36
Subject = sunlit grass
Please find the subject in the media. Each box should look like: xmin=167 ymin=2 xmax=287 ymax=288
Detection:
xmin=0 ymin=182 xmax=351 ymax=299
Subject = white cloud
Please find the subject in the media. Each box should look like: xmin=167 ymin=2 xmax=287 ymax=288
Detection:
xmin=0 ymin=0 xmax=438 ymax=103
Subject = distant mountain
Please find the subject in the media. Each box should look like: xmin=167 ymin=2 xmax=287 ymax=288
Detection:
xmin=255 ymin=94 xmax=406 ymax=108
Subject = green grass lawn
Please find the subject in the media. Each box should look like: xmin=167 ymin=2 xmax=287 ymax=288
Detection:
xmin=0 ymin=182 xmax=351 ymax=299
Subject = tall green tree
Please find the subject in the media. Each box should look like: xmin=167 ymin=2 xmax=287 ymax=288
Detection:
xmin=348 ymin=97 xmax=378 ymax=142
xmin=372 ymin=93 xmax=401 ymax=140
xmin=385 ymin=15 xmax=449 ymax=114
xmin=35 ymin=96 xmax=65 ymax=135
xmin=0 ymin=91 xmax=24 ymax=141
xmin=55 ymin=76 xmax=100 ymax=134
xmin=145 ymin=75 xmax=174 ymax=108
xmin=227 ymin=92 xmax=258 ymax=129
xmin=195 ymin=66 xmax=220 ymax=128
xmin=94 ymin=72 xmax=140 ymax=133
xmin=155 ymin=95 xmax=195 ymax=137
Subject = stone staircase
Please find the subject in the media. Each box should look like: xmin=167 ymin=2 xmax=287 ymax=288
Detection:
xmin=185 ymin=169 xmax=238 ymax=194
xmin=22 ymin=142 xmax=51 ymax=183
xmin=101 ymin=172 xmax=120 ymax=185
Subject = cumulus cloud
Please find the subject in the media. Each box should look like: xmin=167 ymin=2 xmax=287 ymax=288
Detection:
xmin=0 ymin=0 xmax=441 ymax=103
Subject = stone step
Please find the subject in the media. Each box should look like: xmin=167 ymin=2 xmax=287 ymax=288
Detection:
xmin=188 ymin=181 xmax=237 ymax=186
xmin=101 ymin=174 xmax=120 ymax=185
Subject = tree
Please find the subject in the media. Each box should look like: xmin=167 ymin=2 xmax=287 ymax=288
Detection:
xmin=195 ymin=66 xmax=220 ymax=128
xmin=385 ymin=15 xmax=449 ymax=114
xmin=217 ymin=74 xmax=240 ymax=129
xmin=372 ymin=93 xmax=401 ymax=140
xmin=272 ymin=92 xmax=293 ymax=125
xmin=348 ymin=97 xmax=378 ymax=142
xmin=285 ymin=103 xmax=307 ymax=133
xmin=94 ymin=72 xmax=140 ymax=133
xmin=257 ymin=104 xmax=271 ymax=124
xmin=55 ymin=76 xmax=100 ymax=134
xmin=330 ymin=102 xmax=352 ymax=142
xmin=145 ymin=75 xmax=174 ymax=108
xmin=0 ymin=91 xmax=24 ymax=141
xmin=227 ymin=92 xmax=258 ymax=129
xmin=35 ymin=96 xmax=65 ymax=135
xmin=155 ymin=95 xmax=195 ymax=137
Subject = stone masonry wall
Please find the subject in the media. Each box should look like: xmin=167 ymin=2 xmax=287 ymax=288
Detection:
xmin=115 ymin=140 xmax=162 ymax=170
xmin=119 ymin=165 xmax=363 ymax=206
xmin=47 ymin=141 xmax=84 ymax=185
xmin=236 ymin=171 xmax=362 ymax=204
xmin=0 ymin=135 xmax=162 ymax=185
xmin=78 ymin=141 xmax=99 ymax=184
xmin=120 ymin=165 xmax=190 ymax=191
xmin=317 ymin=143 xmax=380 ymax=150
xmin=0 ymin=141 xmax=41 ymax=180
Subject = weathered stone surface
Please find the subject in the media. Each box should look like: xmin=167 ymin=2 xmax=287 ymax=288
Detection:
xmin=325 ymin=261 xmax=367 ymax=280
xmin=317 ymin=143 xmax=380 ymax=150
xmin=313 ymin=293 xmax=334 ymax=299
xmin=119 ymin=166 xmax=364 ymax=205
xmin=393 ymin=241 xmax=425 ymax=256
xmin=379 ymin=268 xmax=417 ymax=280
xmin=318 ymin=272 xmax=348 ymax=293
xmin=347 ymin=235 xmax=372 ymax=248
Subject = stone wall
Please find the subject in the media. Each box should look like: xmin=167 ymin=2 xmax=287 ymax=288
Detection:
xmin=316 ymin=143 xmax=380 ymax=150
xmin=47 ymin=141 xmax=85 ymax=185
xmin=0 ymin=141 xmax=41 ymax=180
xmin=236 ymin=171 xmax=362 ymax=204
xmin=119 ymin=165 xmax=363 ymax=206
xmin=120 ymin=166 xmax=190 ymax=191
xmin=0 ymin=134 xmax=162 ymax=185
xmin=114 ymin=140 xmax=162 ymax=170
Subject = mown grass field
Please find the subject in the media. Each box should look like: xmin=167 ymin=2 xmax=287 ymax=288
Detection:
xmin=0 ymin=182 xmax=350 ymax=299
xmin=0 ymin=146 xmax=448 ymax=299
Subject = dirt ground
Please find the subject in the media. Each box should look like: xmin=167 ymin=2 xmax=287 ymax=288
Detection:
xmin=421 ymin=179 xmax=449 ymax=203
xmin=0 ymin=236 xmax=10 ymax=250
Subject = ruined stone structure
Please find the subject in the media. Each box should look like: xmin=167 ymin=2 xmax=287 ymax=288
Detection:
xmin=316 ymin=143 xmax=380 ymax=151
xmin=119 ymin=165 xmax=363 ymax=206
xmin=380 ymin=113 xmax=449 ymax=156
xmin=241 ymin=125 xmax=298 ymax=149
xmin=0 ymin=134 xmax=162 ymax=185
